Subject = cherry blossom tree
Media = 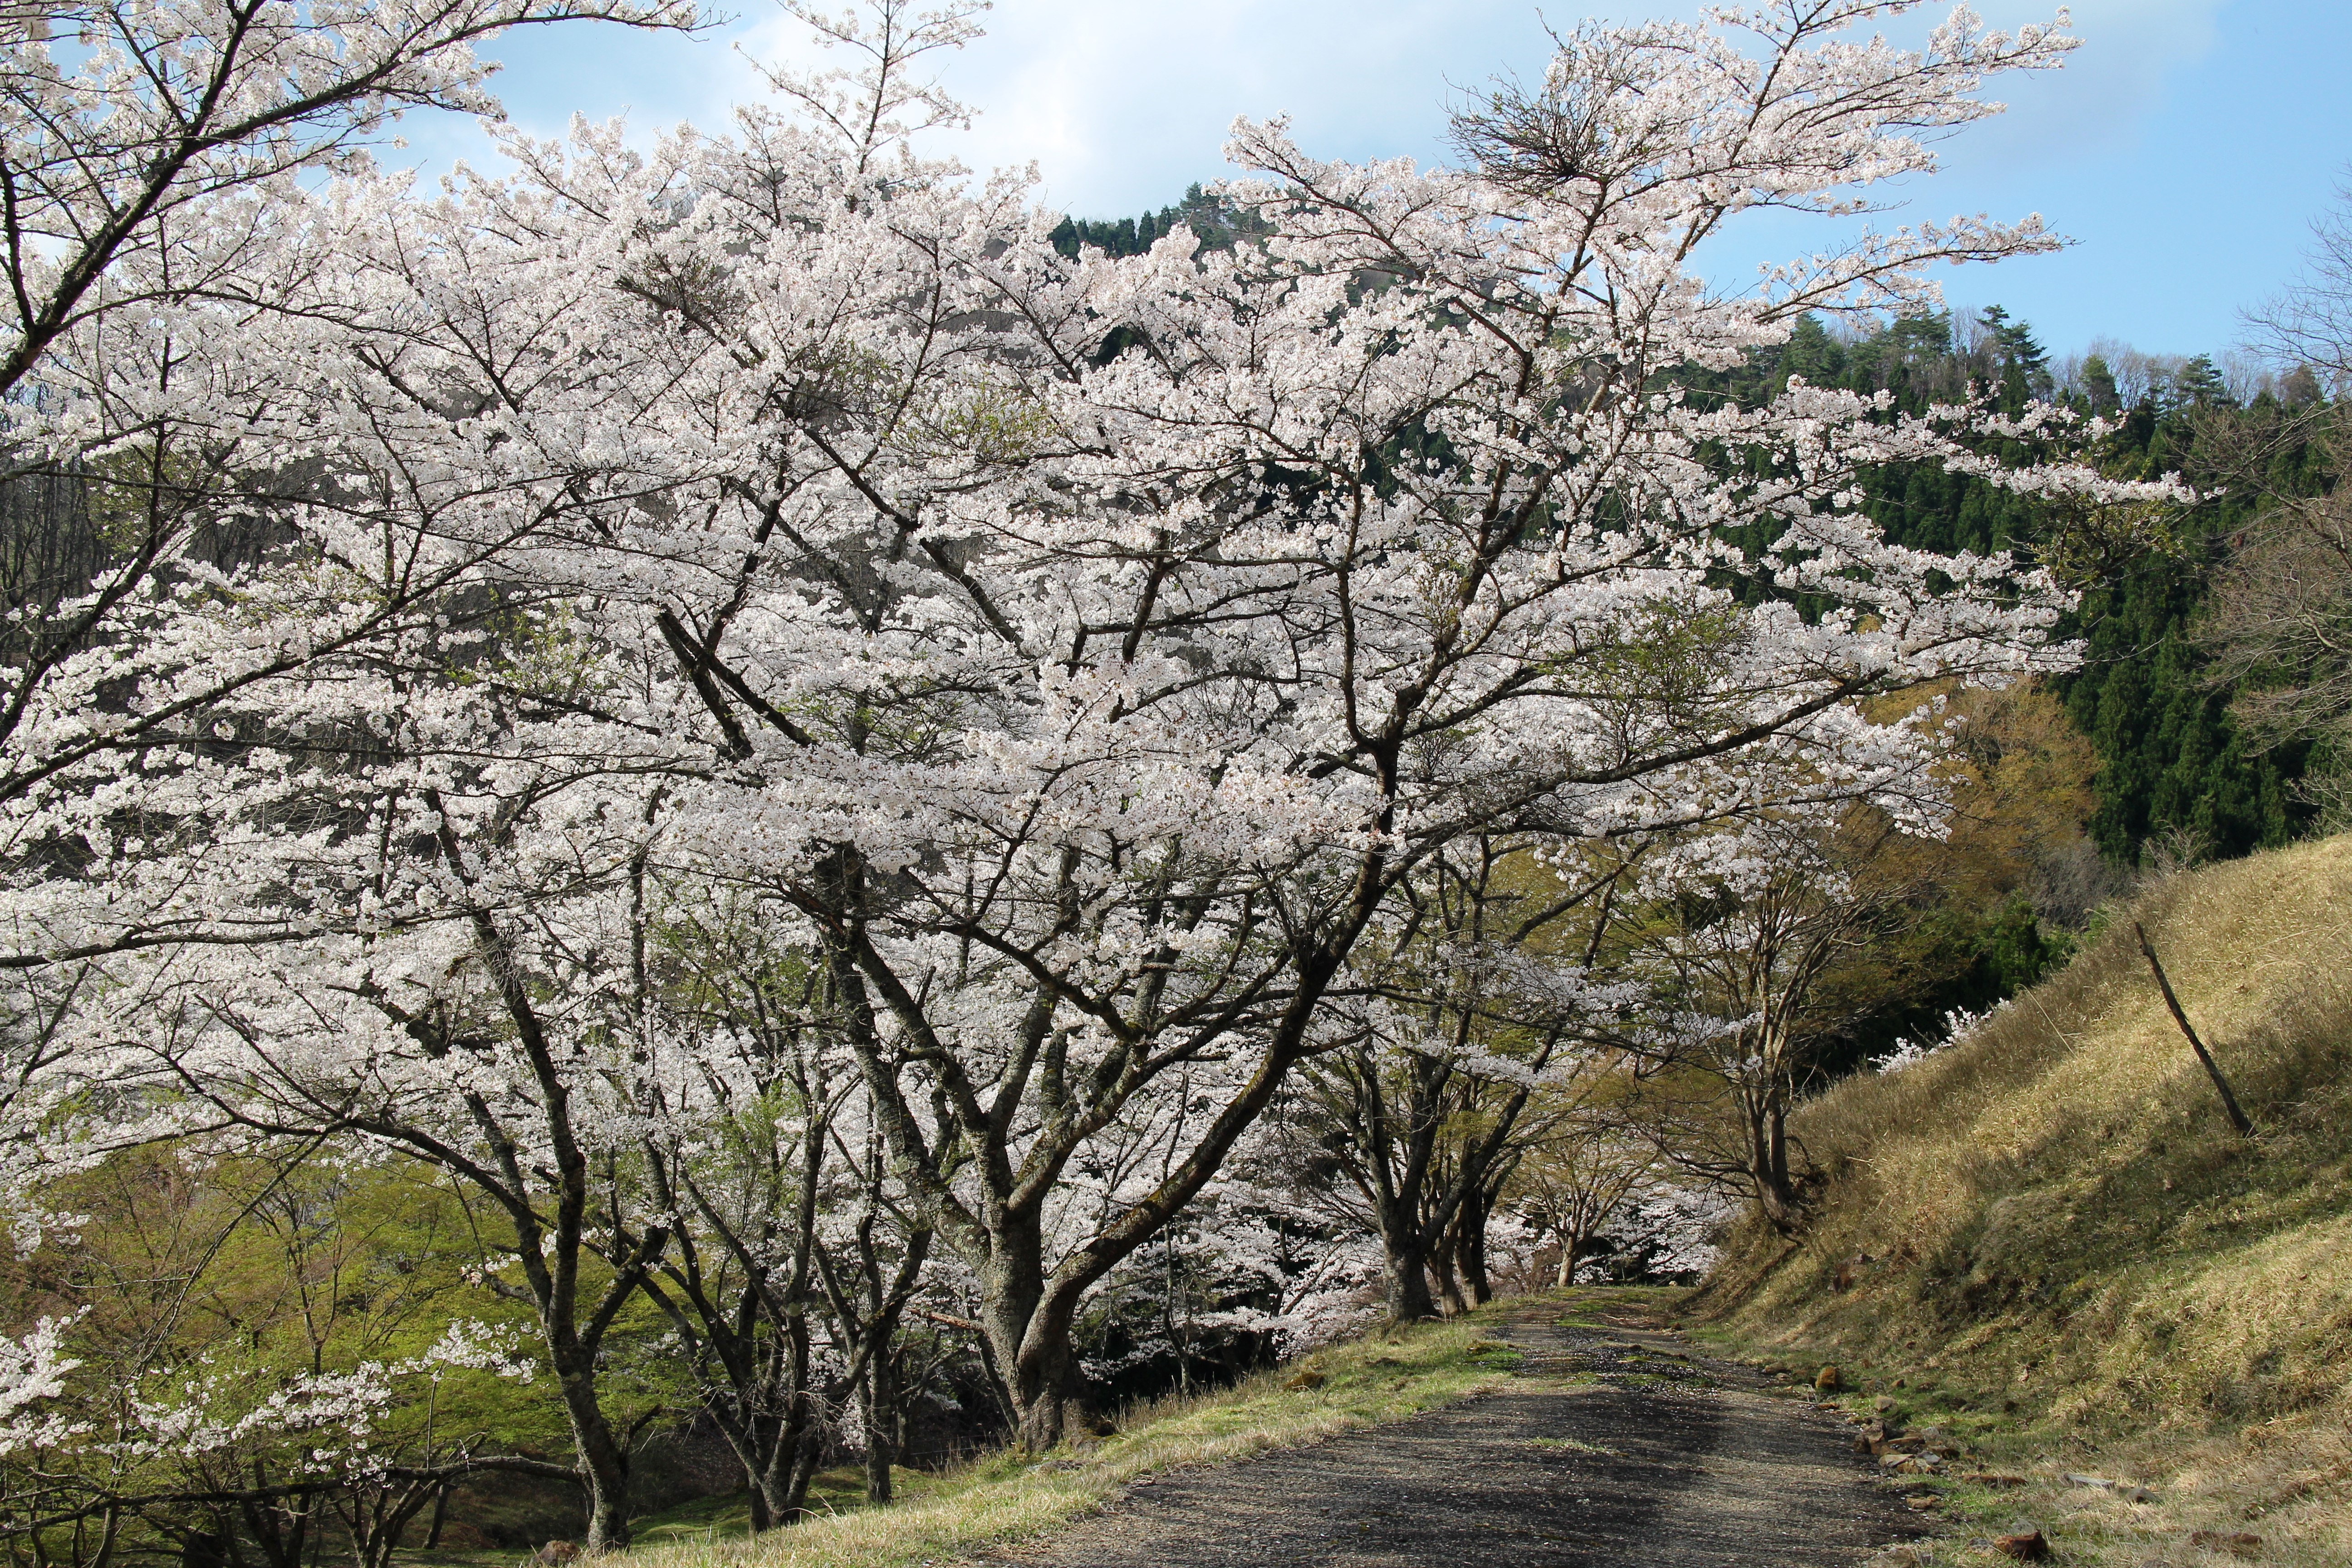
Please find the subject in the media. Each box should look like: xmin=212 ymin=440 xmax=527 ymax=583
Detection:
xmin=0 ymin=1148 xmax=553 ymax=1568
xmin=630 ymin=888 xmax=938 ymax=1519
xmin=1295 ymin=838 xmax=1636 ymax=1322
xmin=1516 ymin=1131 xmax=1663 ymax=1288
xmin=0 ymin=0 xmax=701 ymax=817
xmin=1603 ymin=807 xmax=1892 ymax=1229
xmin=566 ymin=0 xmax=2159 ymax=1446
xmin=0 ymin=0 xmax=698 ymax=397
xmin=0 ymin=1319 xmax=542 ymax=1568
xmin=0 ymin=0 xmax=699 ymax=1250
xmin=0 ymin=145 xmax=730 ymax=1550
xmin=0 ymin=0 xmax=2185 ymax=1472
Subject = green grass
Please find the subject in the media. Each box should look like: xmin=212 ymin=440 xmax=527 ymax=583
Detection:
xmin=608 ymin=1308 xmax=1528 ymax=1568
xmin=1687 ymin=834 xmax=2352 ymax=1567
xmin=628 ymin=1465 xmax=902 ymax=1544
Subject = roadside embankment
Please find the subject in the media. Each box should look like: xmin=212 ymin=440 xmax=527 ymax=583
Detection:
xmin=1690 ymin=835 xmax=2352 ymax=1567
xmin=617 ymin=1314 xmax=1524 ymax=1568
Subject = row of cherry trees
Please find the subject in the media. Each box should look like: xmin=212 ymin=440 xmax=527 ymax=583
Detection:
xmin=0 ymin=0 xmax=2166 ymax=1550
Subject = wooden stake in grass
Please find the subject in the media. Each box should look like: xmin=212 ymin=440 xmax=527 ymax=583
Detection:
xmin=2134 ymin=922 xmax=2255 ymax=1138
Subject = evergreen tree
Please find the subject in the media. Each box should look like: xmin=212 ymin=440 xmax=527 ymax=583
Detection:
xmin=1050 ymin=188 xmax=1264 ymax=262
xmin=2082 ymin=353 xmax=2121 ymax=415
xmin=2170 ymin=354 xmax=2232 ymax=411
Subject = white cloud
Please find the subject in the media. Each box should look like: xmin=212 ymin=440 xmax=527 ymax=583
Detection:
xmin=397 ymin=0 xmax=2265 ymax=355
xmin=449 ymin=0 xmax=2226 ymax=219
xmin=720 ymin=0 xmax=1562 ymax=215
xmin=736 ymin=0 xmax=2226 ymax=214
xmin=1940 ymin=0 xmax=2226 ymax=167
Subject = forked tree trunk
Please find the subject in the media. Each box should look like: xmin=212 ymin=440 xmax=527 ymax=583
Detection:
xmin=838 ymin=1216 xmax=926 ymax=1503
xmin=980 ymin=1223 xmax=1089 ymax=1452
xmin=1002 ymin=1325 xmax=1078 ymax=1451
xmin=822 ymin=854 xmax=1392 ymax=1450
xmin=548 ymin=1345 xmax=633 ymax=1551
xmin=707 ymin=1358 xmax=816 ymax=1530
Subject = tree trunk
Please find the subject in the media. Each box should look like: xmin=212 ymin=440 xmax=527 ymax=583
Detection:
xmin=549 ymin=1348 xmax=633 ymax=1551
xmin=1005 ymin=1329 xmax=1074 ymax=1452
xmin=1455 ymin=1187 xmax=1493 ymax=1305
xmin=424 ymin=1484 xmax=451 ymax=1551
xmin=979 ymin=1220 xmax=1085 ymax=1452
xmin=344 ymin=1479 xmax=441 ymax=1568
xmin=1431 ymin=1232 xmax=1470 ymax=1316
xmin=753 ymin=1452 xmax=797 ymax=1528
xmin=744 ymin=1405 xmax=813 ymax=1528
xmin=829 ymin=870 xmax=1381 ymax=1455
xmin=761 ymin=1307 xmax=821 ymax=1524
xmin=863 ymin=1348 xmax=898 ymax=1504
xmin=843 ymin=1220 xmax=925 ymax=1503
xmin=1748 ymin=1099 xmax=1801 ymax=1232
xmin=1382 ymin=1233 xmax=1438 ymax=1323
xmin=710 ymin=1396 xmax=803 ymax=1532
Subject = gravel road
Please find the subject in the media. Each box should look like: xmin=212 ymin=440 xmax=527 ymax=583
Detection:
xmin=975 ymin=1301 xmax=1931 ymax=1568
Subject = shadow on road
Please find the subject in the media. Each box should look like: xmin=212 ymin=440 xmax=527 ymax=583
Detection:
xmin=981 ymin=1300 xmax=1930 ymax=1568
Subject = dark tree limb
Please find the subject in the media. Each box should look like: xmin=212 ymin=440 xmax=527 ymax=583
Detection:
xmin=2135 ymin=922 xmax=2255 ymax=1138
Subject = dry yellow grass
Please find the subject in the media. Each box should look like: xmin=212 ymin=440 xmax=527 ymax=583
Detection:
xmin=1692 ymin=834 xmax=2352 ymax=1566
xmin=621 ymin=1317 xmax=1524 ymax=1568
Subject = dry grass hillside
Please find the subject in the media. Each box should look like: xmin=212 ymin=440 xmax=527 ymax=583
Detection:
xmin=1695 ymin=834 xmax=2352 ymax=1565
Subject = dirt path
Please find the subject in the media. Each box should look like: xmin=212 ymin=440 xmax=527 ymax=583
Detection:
xmin=978 ymin=1302 xmax=1931 ymax=1568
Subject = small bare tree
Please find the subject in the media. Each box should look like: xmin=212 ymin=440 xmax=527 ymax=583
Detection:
xmin=2245 ymin=181 xmax=2352 ymax=394
xmin=2185 ymin=180 xmax=2352 ymax=823
xmin=2200 ymin=414 xmax=2352 ymax=824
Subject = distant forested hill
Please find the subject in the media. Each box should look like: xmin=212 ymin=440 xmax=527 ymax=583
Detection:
xmin=1048 ymin=184 xmax=1262 ymax=261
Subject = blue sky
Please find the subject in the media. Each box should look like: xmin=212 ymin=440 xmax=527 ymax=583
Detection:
xmin=407 ymin=0 xmax=2352 ymax=359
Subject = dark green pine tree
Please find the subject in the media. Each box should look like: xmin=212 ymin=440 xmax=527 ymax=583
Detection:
xmin=2080 ymin=354 xmax=2121 ymax=416
xmin=1667 ymin=308 xmax=2330 ymax=1059
xmin=1051 ymin=188 xmax=1266 ymax=262
xmin=1978 ymin=305 xmax=2054 ymax=410
xmin=2167 ymin=354 xmax=2231 ymax=411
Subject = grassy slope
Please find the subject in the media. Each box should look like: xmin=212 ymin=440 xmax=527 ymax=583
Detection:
xmin=613 ymin=1315 xmax=1530 ymax=1568
xmin=1691 ymin=834 xmax=2352 ymax=1567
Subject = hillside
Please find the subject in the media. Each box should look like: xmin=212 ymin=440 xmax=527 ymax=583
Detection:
xmin=1695 ymin=836 xmax=2352 ymax=1564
